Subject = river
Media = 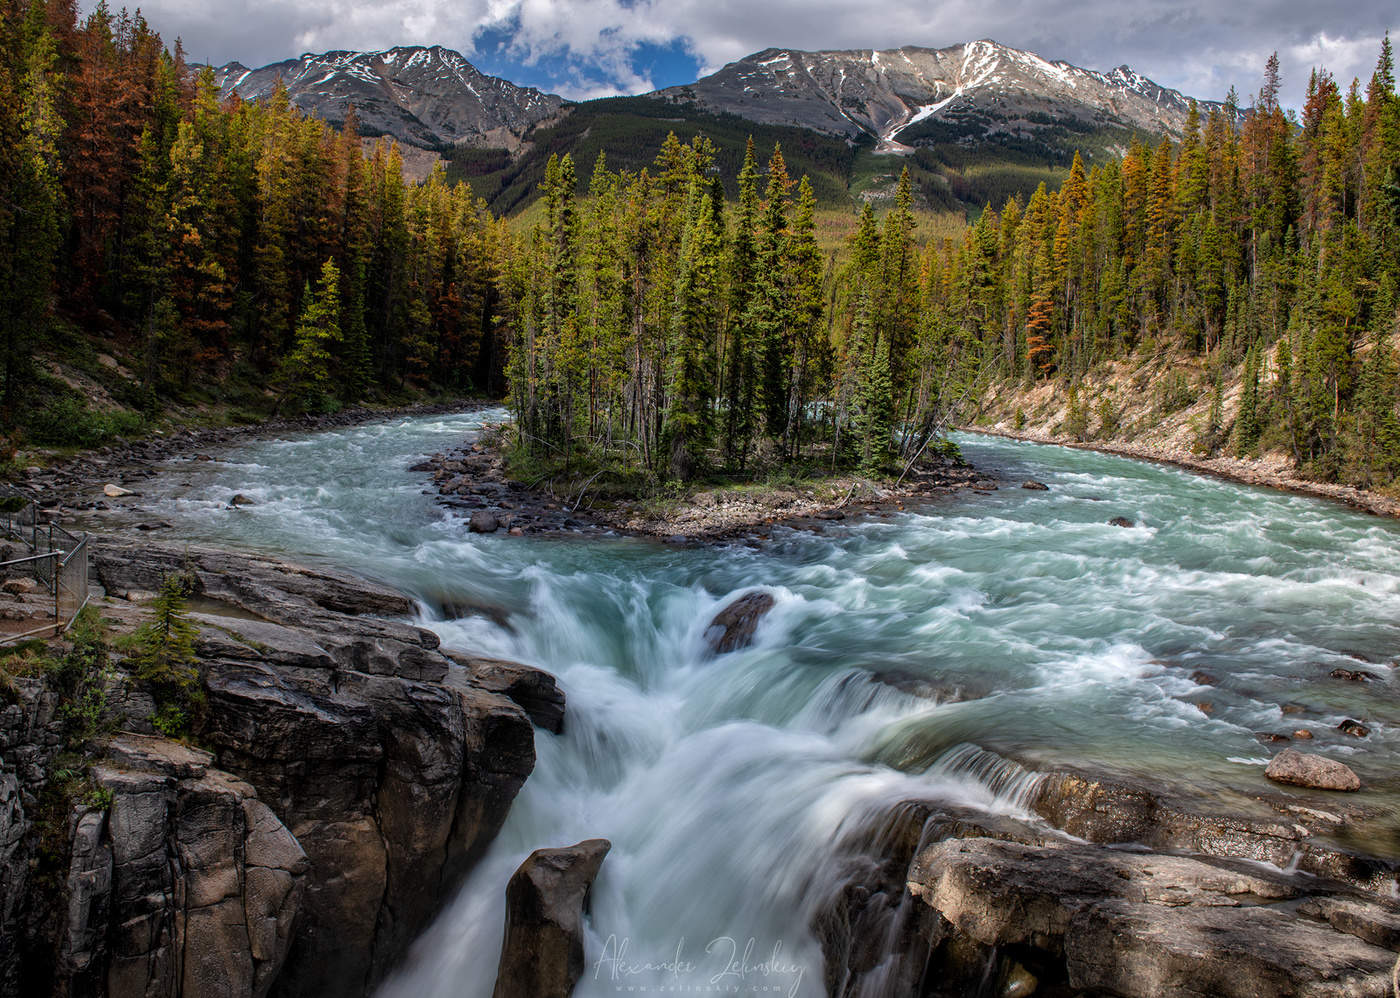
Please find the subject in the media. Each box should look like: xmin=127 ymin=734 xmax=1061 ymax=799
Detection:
xmin=81 ymin=408 xmax=1400 ymax=997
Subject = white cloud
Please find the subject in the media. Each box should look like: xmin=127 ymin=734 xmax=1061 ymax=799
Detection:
xmin=87 ymin=0 xmax=1398 ymax=109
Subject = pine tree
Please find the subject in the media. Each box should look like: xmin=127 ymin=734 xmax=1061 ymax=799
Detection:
xmin=278 ymin=258 xmax=342 ymax=413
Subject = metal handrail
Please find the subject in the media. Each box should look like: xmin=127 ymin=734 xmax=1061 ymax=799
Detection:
xmin=0 ymin=486 xmax=89 ymax=645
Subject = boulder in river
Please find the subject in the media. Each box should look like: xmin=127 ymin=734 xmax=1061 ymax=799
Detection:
xmin=705 ymin=591 xmax=776 ymax=654
xmin=1338 ymin=719 xmax=1371 ymax=738
xmin=469 ymin=510 xmax=500 ymax=534
xmin=102 ymin=483 xmax=132 ymax=497
xmin=1108 ymin=516 xmax=1136 ymax=527
xmin=229 ymin=493 xmax=256 ymax=507
xmin=1265 ymin=749 xmax=1361 ymax=792
xmin=492 ymin=839 xmax=610 ymax=998
xmin=1021 ymin=480 xmax=1050 ymax=491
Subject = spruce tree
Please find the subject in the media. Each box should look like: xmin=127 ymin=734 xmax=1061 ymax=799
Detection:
xmin=278 ymin=258 xmax=342 ymax=413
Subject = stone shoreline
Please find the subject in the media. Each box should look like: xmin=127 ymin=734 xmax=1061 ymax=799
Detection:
xmin=11 ymin=399 xmax=493 ymax=507
xmin=965 ymin=423 xmax=1400 ymax=520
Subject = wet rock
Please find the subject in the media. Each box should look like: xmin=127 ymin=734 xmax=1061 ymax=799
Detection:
xmin=1338 ymin=719 xmax=1371 ymax=738
xmin=1256 ymin=733 xmax=1291 ymax=744
xmin=469 ymin=510 xmax=500 ymax=534
xmin=972 ymin=479 xmax=999 ymax=490
xmin=448 ymin=653 xmax=566 ymax=735
xmin=1265 ymin=750 xmax=1361 ymax=792
xmin=102 ymin=484 xmax=132 ymax=497
xmin=1195 ymin=701 xmax=1214 ymax=715
xmin=866 ymin=669 xmax=977 ymax=704
xmin=817 ymin=509 xmax=847 ymax=520
xmin=89 ymin=540 xmax=539 ymax=996
xmin=1021 ymin=480 xmax=1050 ymax=490
xmin=229 ymin=494 xmax=256 ymax=507
xmin=508 ymin=527 xmax=524 ymax=537
xmin=492 ymin=839 xmax=610 ymax=998
xmin=407 ymin=460 xmax=435 ymax=473
xmin=1295 ymin=729 xmax=1315 ymax=739
xmin=705 ymin=592 xmax=776 ymax=654
xmin=135 ymin=521 xmax=173 ymax=531
xmin=1281 ymin=703 xmax=1307 ymax=716
xmin=1108 ymin=516 xmax=1136 ymax=527
xmin=1189 ymin=670 xmax=1217 ymax=686
xmin=1030 ymin=769 xmax=1386 ymax=889
xmin=999 ymin=961 xmax=1038 ymax=998
xmin=902 ymin=837 xmax=1395 ymax=998
xmin=1330 ymin=668 xmax=1380 ymax=682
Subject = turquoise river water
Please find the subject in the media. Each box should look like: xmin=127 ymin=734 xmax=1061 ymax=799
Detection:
xmin=84 ymin=409 xmax=1400 ymax=997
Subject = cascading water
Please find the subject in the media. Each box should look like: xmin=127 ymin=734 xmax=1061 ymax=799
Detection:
xmin=83 ymin=409 xmax=1400 ymax=996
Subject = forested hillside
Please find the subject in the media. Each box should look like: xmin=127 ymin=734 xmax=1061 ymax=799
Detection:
xmin=0 ymin=0 xmax=505 ymax=453
xmin=499 ymin=43 xmax=1400 ymax=491
xmin=3 ymin=0 xmax=1399 ymax=499
xmin=954 ymin=48 xmax=1400 ymax=488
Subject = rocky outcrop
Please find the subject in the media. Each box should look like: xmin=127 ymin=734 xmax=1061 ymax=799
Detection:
xmin=65 ymin=735 xmax=308 ymax=998
xmin=704 ymin=592 xmax=776 ymax=654
xmin=0 ymin=675 xmax=63 ymax=996
xmin=1031 ymin=768 xmax=1391 ymax=891
xmin=907 ymin=837 xmax=1397 ymax=997
xmin=75 ymin=539 xmax=548 ymax=998
xmin=492 ymin=839 xmax=610 ymax=998
xmin=446 ymin=653 xmax=566 ymax=735
xmin=816 ymin=797 xmax=1400 ymax=998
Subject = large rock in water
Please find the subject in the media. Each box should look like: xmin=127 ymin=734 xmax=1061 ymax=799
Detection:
xmin=906 ymin=838 xmax=1397 ymax=997
xmin=705 ymin=592 xmax=776 ymax=654
xmin=816 ymin=796 xmax=1400 ymax=998
xmin=493 ymin=839 xmax=611 ymax=998
xmin=87 ymin=539 xmax=547 ymax=998
xmin=1265 ymin=749 xmax=1362 ymax=791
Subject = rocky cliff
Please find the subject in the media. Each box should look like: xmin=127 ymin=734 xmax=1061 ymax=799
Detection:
xmin=0 ymin=539 xmax=556 ymax=998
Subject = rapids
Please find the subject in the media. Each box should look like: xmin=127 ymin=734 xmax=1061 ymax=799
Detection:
xmin=80 ymin=409 xmax=1400 ymax=997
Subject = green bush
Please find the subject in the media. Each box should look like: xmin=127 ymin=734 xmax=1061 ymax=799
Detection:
xmin=27 ymin=395 xmax=145 ymax=449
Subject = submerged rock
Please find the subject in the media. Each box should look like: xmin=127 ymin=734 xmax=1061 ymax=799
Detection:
xmin=1265 ymin=750 xmax=1361 ymax=792
xmin=1108 ymin=515 xmax=1136 ymax=527
xmin=493 ymin=839 xmax=610 ymax=998
xmin=229 ymin=493 xmax=256 ymax=507
xmin=705 ymin=592 xmax=776 ymax=654
xmin=1021 ymin=480 xmax=1050 ymax=491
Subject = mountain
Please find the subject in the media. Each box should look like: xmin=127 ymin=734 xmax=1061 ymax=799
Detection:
xmin=212 ymin=46 xmax=565 ymax=150
xmin=655 ymin=40 xmax=1221 ymax=152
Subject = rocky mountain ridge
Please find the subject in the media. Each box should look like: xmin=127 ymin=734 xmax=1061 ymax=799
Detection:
xmin=658 ymin=39 xmax=1224 ymax=151
xmin=214 ymin=38 xmax=1220 ymax=155
xmin=212 ymin=46 xmax=565 ymax=150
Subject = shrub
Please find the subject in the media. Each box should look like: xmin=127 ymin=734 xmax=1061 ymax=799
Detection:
xmin=27 ymin=395 xmax=145 ymax=449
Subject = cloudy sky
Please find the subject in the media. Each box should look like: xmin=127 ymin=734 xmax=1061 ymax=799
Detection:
xmin=102 ymin=0 xmax=1396 ymax=107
